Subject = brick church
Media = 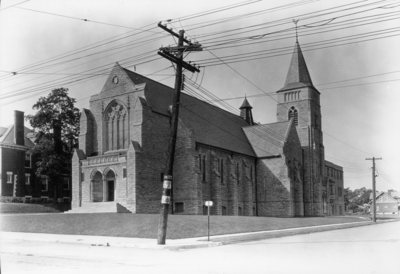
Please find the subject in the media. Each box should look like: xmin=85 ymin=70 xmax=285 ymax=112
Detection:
xmin=70 ymin=41 xmax=345 ymax=216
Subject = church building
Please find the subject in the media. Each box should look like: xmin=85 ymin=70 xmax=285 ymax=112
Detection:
xmin=70 ymin=41 xmax=345 ymax=216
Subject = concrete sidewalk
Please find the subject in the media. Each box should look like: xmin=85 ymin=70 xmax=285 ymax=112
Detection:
xmin=3 ymin=219 xmax=396 ymax=250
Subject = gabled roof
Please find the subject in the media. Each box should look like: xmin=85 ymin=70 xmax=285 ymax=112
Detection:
xmin=123 ymin=68 xmax=256 ymax=156
xmin=278 ymin=42 xmax=316 ymax=92
xmin=0 ymin=125 xmax=35 ymax=148
xmin=243 ymin=121 xmax=291 ymax=157
xmin=369 ymin=192 xmax=398 ymax=204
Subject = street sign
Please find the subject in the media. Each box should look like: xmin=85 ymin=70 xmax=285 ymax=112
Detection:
xmin=205 ymin=201 xmax=213 ymax=207
xmin=161 ymin=195 xmax=170 ymax=204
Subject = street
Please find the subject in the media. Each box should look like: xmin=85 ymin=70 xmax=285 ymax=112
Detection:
xmin=1 ymin=221 xmax=399 ymax=274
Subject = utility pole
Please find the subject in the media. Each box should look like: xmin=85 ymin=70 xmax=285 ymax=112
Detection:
xmin=365 ymin=157 xmax=382 ymax=222
xmin=156 ymin=22 xmax=201 ymax=245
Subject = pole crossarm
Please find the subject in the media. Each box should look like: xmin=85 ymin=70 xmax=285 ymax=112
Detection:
xmin=158 ymin=22 xmax=192 ymax=44
xmin=160 ymin=44 xmax=203 ymax=52
xmin=157 ymin=51 xmax=200 ymax=73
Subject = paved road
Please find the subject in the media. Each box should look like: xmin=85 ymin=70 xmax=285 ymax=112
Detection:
xmin=1 ymin=221 xmax=399 ymax=274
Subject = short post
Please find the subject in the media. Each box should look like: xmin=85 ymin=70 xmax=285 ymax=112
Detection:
xmin=205 ymin=201 xmax=213 ymax=241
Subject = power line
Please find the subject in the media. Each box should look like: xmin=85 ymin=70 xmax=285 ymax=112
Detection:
xmin=15 ymin=6 xmax=164 ymax=33
xmin=0 ymin=0 xmax=29 ymax=11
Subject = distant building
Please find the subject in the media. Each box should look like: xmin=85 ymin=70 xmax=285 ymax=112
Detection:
xmin=0 ymin=110 xmax=71 ymax=202
xmin=70 ymin=41 xmax=345 ymax=216
xmin=369 ymin=192 xmax=399 ymax=214
xmin=388 ymin=190 xmax=400 ymax=203
xmin=324 ymin=161 xmax=345 ymax=215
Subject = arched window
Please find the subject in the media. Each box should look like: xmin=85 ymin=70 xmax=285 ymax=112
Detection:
xmin=104 ymin=101 xmax=129 ymax=152
xmin=288 ymin=106 xmax=298 ymax=126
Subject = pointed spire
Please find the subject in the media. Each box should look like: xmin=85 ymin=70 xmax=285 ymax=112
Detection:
xmin=278 ymin=41 xmax=314 ymax=92
xmin=239 ymin=97 xmax=254 ymax=125
xmin=240 ymin=96 xmax=252 ymax=109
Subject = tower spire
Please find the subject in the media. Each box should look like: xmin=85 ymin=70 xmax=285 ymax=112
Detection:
xmin=278 ymin=31 xmax=315 ymax=92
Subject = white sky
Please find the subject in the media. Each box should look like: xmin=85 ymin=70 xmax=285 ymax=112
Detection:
xmin=1 ymin=0 xmax=399 ymax=192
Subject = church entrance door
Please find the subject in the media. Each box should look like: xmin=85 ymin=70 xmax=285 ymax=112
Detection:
xmin=106 ymin=170 xmax=116 ymax=202
xmin=92 ymin=172 xmax=103 ymax=202
xmin=108 ymin=181 xmax=114 ymax=201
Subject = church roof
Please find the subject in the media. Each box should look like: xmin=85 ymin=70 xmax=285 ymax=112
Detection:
xmin=243 ymin=121 xmax=291 ymax=157
xmin=278 ymin=42 xmax=315 ymax=92
xmin=123 ymin=68 xmax=256 ymax=157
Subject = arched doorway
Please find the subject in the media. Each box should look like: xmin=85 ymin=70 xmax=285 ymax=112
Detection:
xmin=106 ymin=170 xmax=116 ymax=202
xmin=92 ymin=171 xmax=103 ymax=202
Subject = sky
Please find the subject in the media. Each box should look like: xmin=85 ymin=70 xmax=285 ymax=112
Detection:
xmin=1 ymin=0 xmax=399 ymax=192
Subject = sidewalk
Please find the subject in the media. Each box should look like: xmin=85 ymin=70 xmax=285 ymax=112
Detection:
xmin=3 ymin=219 xmax=396 ymax=250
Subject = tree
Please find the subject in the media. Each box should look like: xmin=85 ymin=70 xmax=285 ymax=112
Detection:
xmin=26 ymin=88 xmax=80 ymax=201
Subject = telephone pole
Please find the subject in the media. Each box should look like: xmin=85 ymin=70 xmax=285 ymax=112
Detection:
xmin=156 ymin=22 xmax=201 ymax=245
xmin=365 ymin=157 xmax=382 ymax=222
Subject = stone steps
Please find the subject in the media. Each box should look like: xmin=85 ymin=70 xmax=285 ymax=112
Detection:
xmin=65 ymin=202 xmax=132 ymax=214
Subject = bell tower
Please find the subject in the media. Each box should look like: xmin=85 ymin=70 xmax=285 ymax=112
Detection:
xmin=276 ymin=41 xmax=325 ymax=216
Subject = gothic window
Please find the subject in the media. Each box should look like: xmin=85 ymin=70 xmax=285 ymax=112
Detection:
xmin=104 ymin=101 xmax=129 ymax=152
xmin=250 ymin=166 xmax=253 ymax=187
xmin=220 ymin=159 xmax=224 ymax=184
xmin=202 ymin=155 xmax=206 ymax=182
xmin=288 ymin=107 xmax=298 ymax=125
xmin=315 ymin=113 xmax=319 ymax=129
xmin=236 ymin=162 xmax=240 ymax=185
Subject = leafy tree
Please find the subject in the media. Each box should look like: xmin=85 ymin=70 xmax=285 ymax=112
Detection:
xmin=26 ymin=88 xmax=80 ymax=201
xmin=344 ymin=187 xmax=373 ymax=213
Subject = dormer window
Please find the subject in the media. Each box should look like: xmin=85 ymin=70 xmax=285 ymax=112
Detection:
xmin=288 ymin=107 xmax=298 ymax=125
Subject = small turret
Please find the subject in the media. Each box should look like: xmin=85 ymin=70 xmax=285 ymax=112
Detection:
xmin=239 ymin=97 xmax=254 ymax=125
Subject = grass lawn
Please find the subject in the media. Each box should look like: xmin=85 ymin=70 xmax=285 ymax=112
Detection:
xmin=0 ymin=213 xmax=370 ymax=239
xmin=0 ymin=203 xmax=69 ymax=214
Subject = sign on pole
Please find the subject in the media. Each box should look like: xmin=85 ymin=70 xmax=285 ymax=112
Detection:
xmin=205 ymin=201 xmax=213 ymax=241
xmin=205 ymin=201 xmax=213 ymax=207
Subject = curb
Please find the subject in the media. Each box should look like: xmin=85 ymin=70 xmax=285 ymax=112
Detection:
xmin=2 ymin=219 xmax=397 ymax=250
xmin=0 ymin=232 xmax=223 ymax=250
xmin=208 ymin=219 xmax=399 ymax=245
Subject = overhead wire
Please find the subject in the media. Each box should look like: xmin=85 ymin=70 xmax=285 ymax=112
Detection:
xmin=0 ymin=0 xmax=29 ymax=11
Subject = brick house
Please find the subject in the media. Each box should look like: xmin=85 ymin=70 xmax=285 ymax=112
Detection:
xmin=70 ymin=41 xmax=344 ymax=216
xmin=0 ymin=110 xmax=71 ymax=202
xmin=0 ymin=111 xmax=36 ymax=199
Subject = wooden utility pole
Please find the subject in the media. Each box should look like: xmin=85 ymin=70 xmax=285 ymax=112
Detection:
xmin=366 ymin=157 xmax=382 ymax=222
xmin=156 ymin=22 xmax=201 ymax=245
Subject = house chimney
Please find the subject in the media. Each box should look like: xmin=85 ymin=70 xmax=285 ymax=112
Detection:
xmin=14 ymin=110 xmax=24 ymax=146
